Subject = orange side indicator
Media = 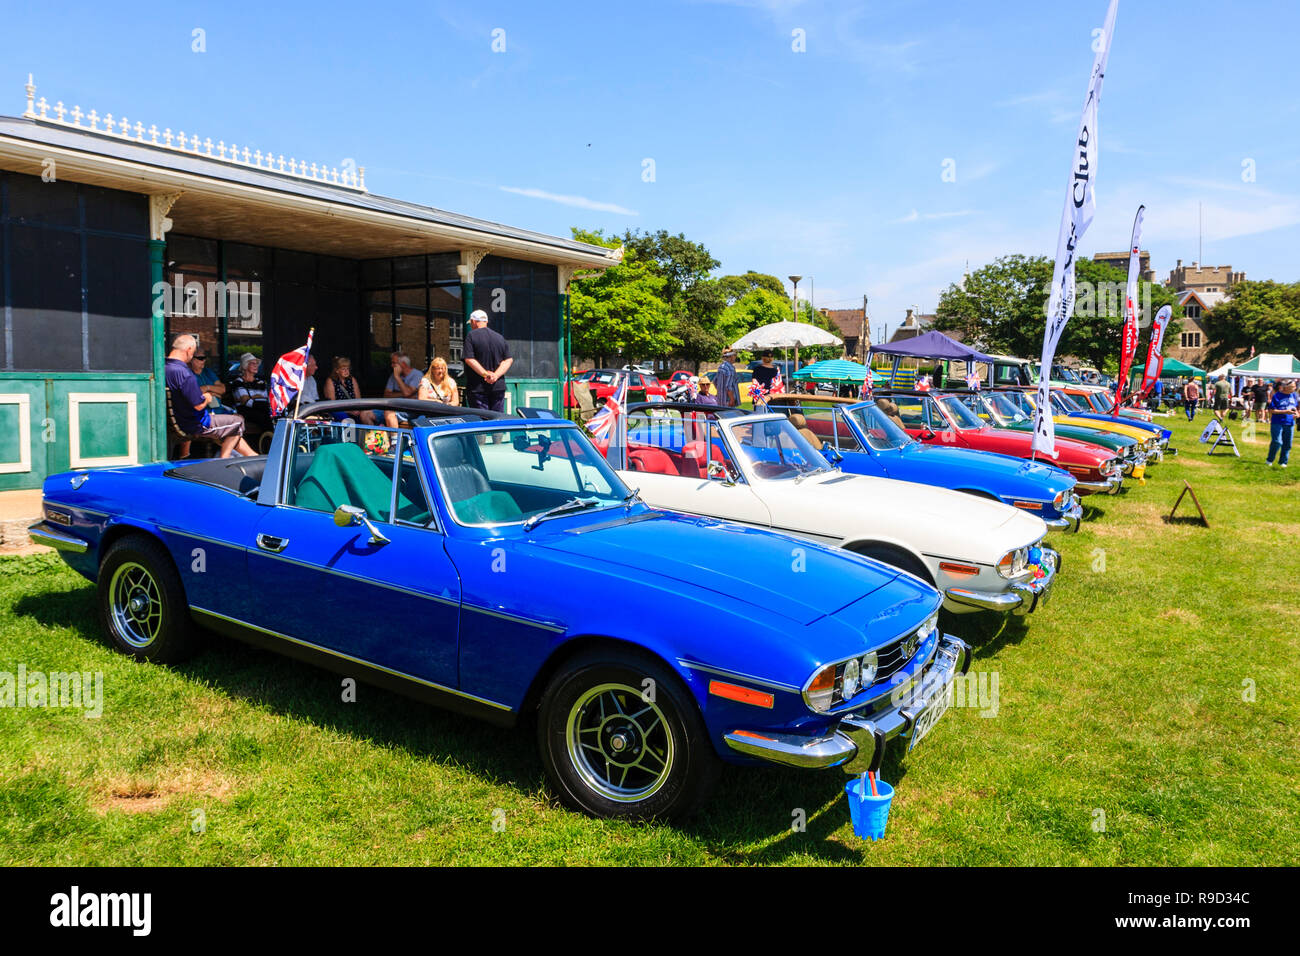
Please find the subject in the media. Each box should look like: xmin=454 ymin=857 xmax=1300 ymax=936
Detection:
xmin=939 ymin=561 xmax=980 ymax=577
xmin=730 ymin=729 xmax=776 ymax=741
xmin=709 ymin=681 xmax=775 ymax=708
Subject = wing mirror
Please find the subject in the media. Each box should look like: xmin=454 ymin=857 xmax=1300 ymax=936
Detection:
xmin=919 ymin=428 xmax=936 ymax=441
xmin=333 ymin=504 xmax=390 ymax=546
xmin=823 ymin=446 xmax=844 ymax=465
xmin=707 ymin=461 xmax=735 ymax=485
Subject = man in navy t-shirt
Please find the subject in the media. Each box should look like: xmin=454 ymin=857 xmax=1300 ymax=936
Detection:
xmin=165 ymin=334 xmax=254 ymax=459
xmin=1266 ymin=379 xmax=1298 ymax=468
xmin=463 ymin=310 xmax=513 ymax=412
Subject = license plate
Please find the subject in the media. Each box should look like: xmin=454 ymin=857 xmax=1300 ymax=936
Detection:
xmin=907 ymin=680 xmax=954 ymax=751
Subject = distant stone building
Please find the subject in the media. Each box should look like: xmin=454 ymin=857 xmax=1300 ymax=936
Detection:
xmin=888 ymin=308 xmax=935 ymax=343
xmin=818 ymin=306 xmax=869 ymax=361
xmin=1164 ymin=260 xmax=1244 ymax=367
xmin=1166 ymin=259 xmax=1244 ymax=297
xmin=1092 ymin=249 xmax=1155 ymax=282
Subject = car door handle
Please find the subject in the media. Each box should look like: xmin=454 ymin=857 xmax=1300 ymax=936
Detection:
xmin=256 ymin=534 xmax=289 ymax=553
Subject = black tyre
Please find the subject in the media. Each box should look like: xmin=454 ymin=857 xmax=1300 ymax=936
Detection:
xmin=537 ymin=649 xmax=720 ymax=821
xmin=96 ymin=535 xmax=200 ymax=664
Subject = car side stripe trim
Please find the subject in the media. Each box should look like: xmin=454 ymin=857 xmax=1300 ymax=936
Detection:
xmin=461 ymin=603 xmax=566 ymax=633
xmin=677 ymin=660 xmax=799 ymax=694
xmin=189 ymin=606 xmax=514 ymax=712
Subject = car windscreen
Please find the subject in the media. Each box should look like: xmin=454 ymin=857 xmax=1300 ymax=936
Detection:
xmin=938 ymin=396 xmax=984 ymax=430
xmin=729 ymin=418 xmax=831 ymax=479
xmin=987 ymin=392 xmax=1031 ymax=423
xmin=1052 ymin=391 xmax=1086 ymax=412
xmin=847 ymin=403 xmax=913 ymax=450
xmin=429 ymin=426 xmax=626 ymax=527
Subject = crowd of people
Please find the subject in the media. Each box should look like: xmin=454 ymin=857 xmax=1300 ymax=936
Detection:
xmin=164 ymin=309 xmax=514 ymax=459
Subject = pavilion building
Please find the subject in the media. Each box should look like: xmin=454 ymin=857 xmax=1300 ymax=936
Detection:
xmin=0 ymin=77 xmax=618 ymax=491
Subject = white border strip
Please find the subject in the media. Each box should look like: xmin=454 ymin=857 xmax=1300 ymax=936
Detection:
xmin=0 ymin=393 xmax=32 ymax=474
xmin=68 ymin=392 xmax=138 ymax=468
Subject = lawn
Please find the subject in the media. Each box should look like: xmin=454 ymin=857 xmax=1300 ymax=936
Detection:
xmin=1 ymin=412 xmax=1297 ymax=865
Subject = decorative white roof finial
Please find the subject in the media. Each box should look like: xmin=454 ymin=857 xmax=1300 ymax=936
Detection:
xmin=22 ymin=83 xmax=366 ymax=190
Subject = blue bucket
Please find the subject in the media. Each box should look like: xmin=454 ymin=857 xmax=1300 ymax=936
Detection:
xmin=845 ymin=776 xmax=895 ymax=841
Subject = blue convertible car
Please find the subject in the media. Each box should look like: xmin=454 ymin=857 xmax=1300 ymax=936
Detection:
xmin=767 ymin=395 xmax=1083 ymax=530
xmin=30 ymin=399 xmax=971 ymax=821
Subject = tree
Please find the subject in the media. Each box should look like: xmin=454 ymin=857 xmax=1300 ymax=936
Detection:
xmin=1201 ymin=280 xmax=1300 ymax=365
xmin=621 ymin=229 xmax=719 ymax=302
xmin=568 ymin=229 xmax=677 ymax=365
xmin=720 ymin=288 xmax=793 ymax=347
xmin=933 ymin=254 xmax=1182 ymax=372
xmin=717 ymin=271 xmax=788 ymax=305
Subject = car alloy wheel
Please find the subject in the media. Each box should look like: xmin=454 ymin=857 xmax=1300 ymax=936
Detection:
xmin=108 ymin=561 xmax=163 ymax=648
xmin=96 ymin=535 xmax=200 ymax=664
xmin=538 ymin=649 xmax=719 ymax=820
xmin=565 ymin=682 xmax=674 ymax=803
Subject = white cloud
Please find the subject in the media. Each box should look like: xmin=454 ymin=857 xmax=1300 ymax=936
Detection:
xmin=499 ymin=186 xmax=638 ymax=216
xmin=891 ymin=208 xmax=978 ymax=224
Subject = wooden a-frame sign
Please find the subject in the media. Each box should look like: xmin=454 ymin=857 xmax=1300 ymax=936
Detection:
xmin=1167 ymin=480 xmax=1209 ymax=527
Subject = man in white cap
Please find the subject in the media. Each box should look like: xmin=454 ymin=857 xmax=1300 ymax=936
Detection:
xmin=463 ymin=309 xmax=513 ymax=412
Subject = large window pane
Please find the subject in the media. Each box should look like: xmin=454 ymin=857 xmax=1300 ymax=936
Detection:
xmin=84 ymin=184 xmax=148 ymax=235
xmin=6 ymin=174 xmax=79 ymax=228
xmin=10 ymin=224 xmax=82 ymax=371
xmin=87 ymin=234 xmax=151 ymax=371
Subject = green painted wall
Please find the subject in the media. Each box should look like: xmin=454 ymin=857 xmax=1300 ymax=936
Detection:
xmin=0 ymin=373 xmax=154 ymax=491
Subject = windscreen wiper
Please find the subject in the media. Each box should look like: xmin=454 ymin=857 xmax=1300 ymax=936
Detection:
xmin=522 ymin=497 xmax=599 ymax=531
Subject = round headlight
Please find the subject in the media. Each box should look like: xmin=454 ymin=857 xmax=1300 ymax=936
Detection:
xmin=860 ymin=650 xmax=879 ymax=687
xmin=842 ymin=658 xmax=861 ymax=699
xmin=1054 ymin=489 xmax=1068 ymax=509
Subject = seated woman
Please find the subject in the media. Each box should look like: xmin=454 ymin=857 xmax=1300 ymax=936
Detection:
xmin=418 ymin=356 xmax=460 ymax=405
xmin=321 ymin=356 xmax=378 ymax=425
xmin=231 ymin=353 xmax=274 ymax=432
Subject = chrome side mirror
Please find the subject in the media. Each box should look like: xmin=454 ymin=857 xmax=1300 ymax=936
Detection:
xmin=707 ymin=461 xmax=735 ymax=485
xmin=333 ymin=504 xmax=390 ymax=546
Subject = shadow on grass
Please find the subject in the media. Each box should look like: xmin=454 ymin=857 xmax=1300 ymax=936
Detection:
xmin=942 ymin=609 xmax=1030 ymax=661
xmin=12 ymin=584 xmax=877 ymax=860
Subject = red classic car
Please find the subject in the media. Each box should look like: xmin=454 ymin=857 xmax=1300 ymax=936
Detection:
xmin=565 ymin=369 xmax=668 ymax=408
xmin=872 ymin=389 xmax=1123 ymax=495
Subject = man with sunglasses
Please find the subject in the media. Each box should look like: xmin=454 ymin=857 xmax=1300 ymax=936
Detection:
xmin=189 ymin=345 xmax=234 ymax=414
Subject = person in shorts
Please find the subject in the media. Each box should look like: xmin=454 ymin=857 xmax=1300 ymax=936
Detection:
xmin=165 ymin=334 xmax=255 ymax=459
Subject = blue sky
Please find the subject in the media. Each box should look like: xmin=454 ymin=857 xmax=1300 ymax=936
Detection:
xmin=5 ymin=0 xmax=1298 ymax=340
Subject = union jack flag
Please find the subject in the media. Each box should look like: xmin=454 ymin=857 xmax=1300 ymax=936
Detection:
xmin=748 ymin=379 xmax=766 ymax=404
xmin=771 ymin=370 xmax=784 ymax=395
xmin=586 ymin=372 xmax=629 ymax=440
xmin=269 ymin=330 xmax=313 ymax=416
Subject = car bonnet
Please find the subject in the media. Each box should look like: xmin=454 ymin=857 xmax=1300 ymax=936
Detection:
xmin=532 ymin=512 xmax=912 ymax=626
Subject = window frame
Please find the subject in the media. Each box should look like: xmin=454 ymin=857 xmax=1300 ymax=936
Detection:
xmin=278 ymin=420 xmax=441 ymax=532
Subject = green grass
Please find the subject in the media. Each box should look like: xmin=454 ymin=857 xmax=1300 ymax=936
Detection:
xmin=1 ymin=412 xmax=1297 ymax=865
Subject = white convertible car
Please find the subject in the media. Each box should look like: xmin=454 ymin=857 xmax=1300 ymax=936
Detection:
xmin=609 ymin=404 xmax=1059 ymax=616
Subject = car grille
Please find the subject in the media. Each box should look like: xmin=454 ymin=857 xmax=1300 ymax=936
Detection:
xmin=875 ymin=635 xmax=913 ymax=684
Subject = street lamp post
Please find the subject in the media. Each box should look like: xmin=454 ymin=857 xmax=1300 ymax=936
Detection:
xmin=789 ymin=274 xmax=802 ymax=370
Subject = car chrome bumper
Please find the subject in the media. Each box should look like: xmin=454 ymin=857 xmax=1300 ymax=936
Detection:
xmin=1043 ymin=498 xmax=1083 ymax=531
xmin=1075 ymin=473 xmax=1122 ymax=494
xmin=1121 ymin=453 xmax=1148 ymax=476
xmin=27 ymin=521 xmax=88 ymax=553
xmin=723 ymin=634 xmax=971 ymax=773
xmin=944 ymin=546 xmax=1059 ymax=615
